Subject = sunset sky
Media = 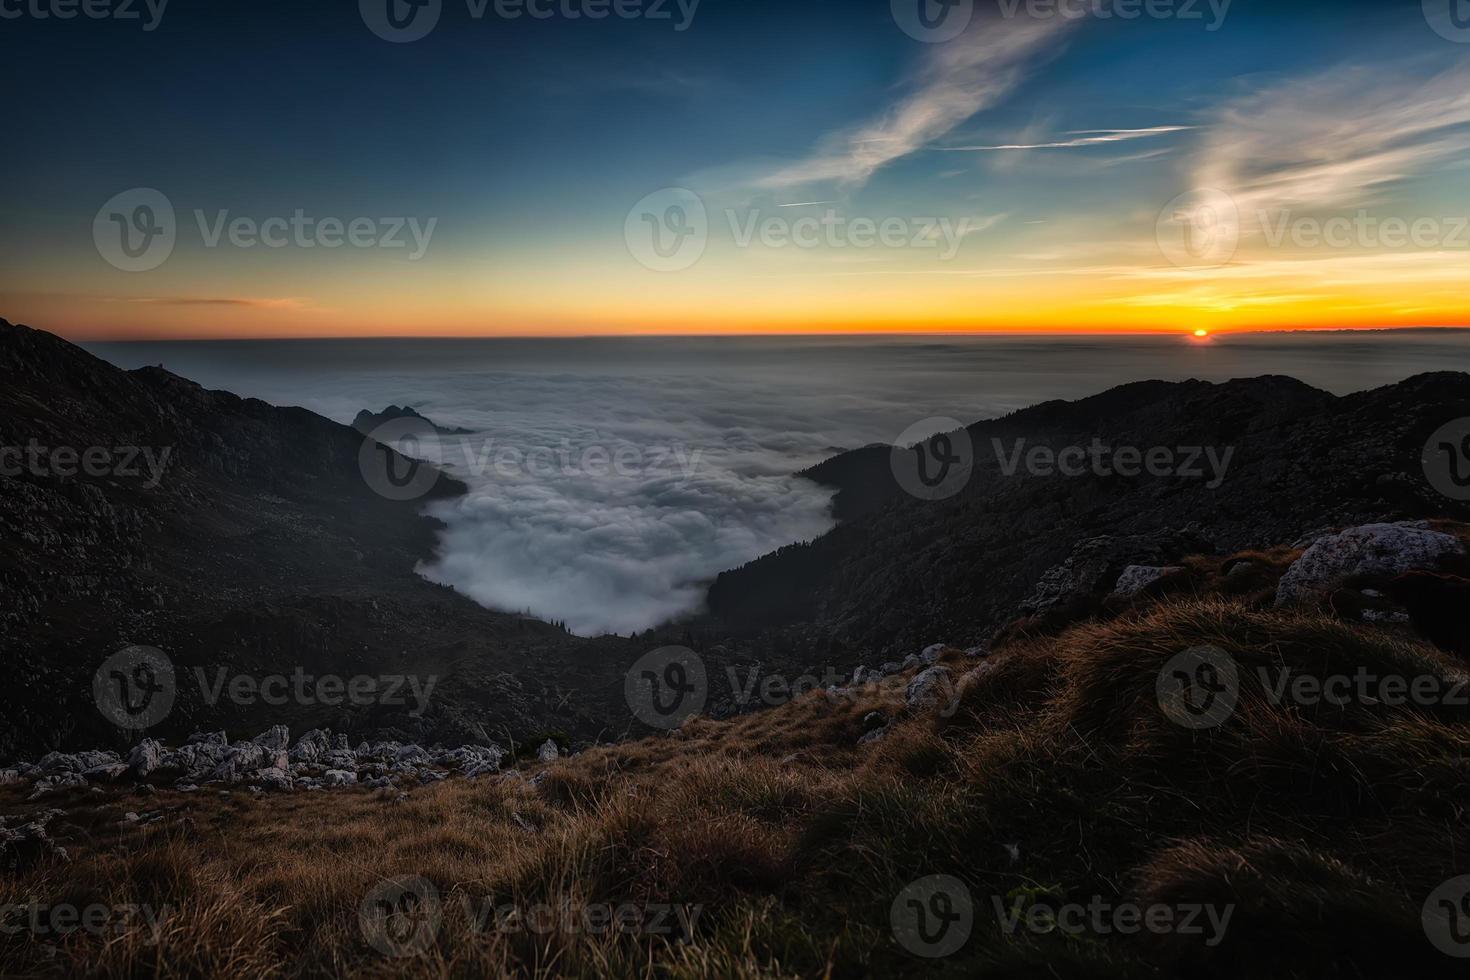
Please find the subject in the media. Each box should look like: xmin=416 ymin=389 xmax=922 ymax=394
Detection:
xmin=3 ymin=0 xmax=1469 ymax=339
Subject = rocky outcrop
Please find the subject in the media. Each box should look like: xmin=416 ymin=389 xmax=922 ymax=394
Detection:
xmin=10 ymin=726 xmax=511 ymax=796
xmin=1276 ymin=522 xmax=1467 ymax=605
xmin=1021 ymin=531 xmax=1210 ymax=614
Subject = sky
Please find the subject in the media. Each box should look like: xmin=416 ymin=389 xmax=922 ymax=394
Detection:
xmin=3 ymin=0 xmax=1470 ymax=339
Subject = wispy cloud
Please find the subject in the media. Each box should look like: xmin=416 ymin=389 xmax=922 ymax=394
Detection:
xmin=1193 ymin=63 xmax=1470 ymax=212
xmin=751 ymin=20 xmax=1072 ymax=191
xmin=941 ymin=125 xmax=1192 ymax=151
xmin=113 ymin=296 xmax=310 ymax=309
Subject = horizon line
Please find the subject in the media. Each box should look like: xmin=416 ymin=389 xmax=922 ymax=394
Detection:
xmin=65 ymin=324 xmax=1470 ymax=343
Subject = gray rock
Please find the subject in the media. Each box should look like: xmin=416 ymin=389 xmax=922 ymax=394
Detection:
xmin=1022 ymin=531 xmax=1210 ymax=613
xmin=879 ymin=661 xmax=902 ymax=675
xmin=1112 ymin=564 xmax=1183 ymax=597
xmin=1276 ymin=522 xmax=1467 ymax=605
xmin=28 ymin=773 xmax=86 ymax=799
xmin=252 ymin=725 xmax=290 ymax=751
xmin=83 ymin=762 xmax=130 ymax=782
xmin=0 ymin=819 xmax=69 ymax=871
xmin=252 ymin=769 xmax=294 ymax=792
xmin=919 ymin=644 xmax=947 ymax=665
xmin=905 ymin=666 xmax=953 ymax=709
xmin=35 ymin=752 xmax=84 ymax=775
xmin=186 ymin=731 xmax=228 ymax=746
xmin=288 ymin=729 xmax=332 ymax=764
xmin=322 ymin=769 xmax=358 ymax=787
xmin=128 ymin=739 xmax=164 ymax=779
xmin=536 ymin=739 xmax=560 ymax=763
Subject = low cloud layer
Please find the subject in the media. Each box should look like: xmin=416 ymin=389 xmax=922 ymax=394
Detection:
xmin=90 ymin=335 xmax=1470 ymax=637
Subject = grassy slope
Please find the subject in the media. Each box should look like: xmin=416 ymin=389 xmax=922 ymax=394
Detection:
xmin=4 ymin=587 xmax=1470 ymax=978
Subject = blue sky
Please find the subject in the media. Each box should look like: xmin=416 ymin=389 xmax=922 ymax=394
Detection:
xmin=3 ymin=0 xmax=1467 ymax=336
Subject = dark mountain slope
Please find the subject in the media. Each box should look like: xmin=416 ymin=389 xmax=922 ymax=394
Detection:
xmin=0 ymin=319 xmax=603 ymax=758
xmin=709 ymin=371 xmax=1470 ymax=658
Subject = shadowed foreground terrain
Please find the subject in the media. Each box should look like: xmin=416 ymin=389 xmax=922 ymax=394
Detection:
xmin=5 ymin=560 xmax=1470 ymax=977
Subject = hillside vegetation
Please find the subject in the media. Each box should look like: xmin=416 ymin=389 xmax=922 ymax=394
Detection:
xmin=5 ymin=585 xmax=1469 ymax=978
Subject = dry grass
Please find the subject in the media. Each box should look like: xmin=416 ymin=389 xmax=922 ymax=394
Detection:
xmin=4 ymin=597 xmax=1470 ymax=977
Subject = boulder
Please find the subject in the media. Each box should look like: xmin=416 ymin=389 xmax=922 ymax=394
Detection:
xmin=1022 ymin=531 xmax=1211 ymax=613
xmin=76 ymin=750 xmax=121 ymax=770
xmin=536 ymin=740 xmax=560 ymax=763
xmin=186 ymin=731 xmax=228 ymax=746
xmin=321 ymin=770 xmax=358 ymax=787
xmin=288 ymin=729 xmax=332 ymax=763
xmin=252 ymin=725 xmax=290 ymax=751
xmin=905 ymin=666 xmax=953 ymax=709
xmin=128 ymin=739 xmax=164 ymax=779
xmin=83 ymin=762 xmax=130 ymax=783
xmin=1112 ymin=564 xmax=1183 ymax=597
xmin=1276 ymin=522 xmax=1466 ymax=605
xmin=35 ymin=752 xmax=84 ymax=775
xmin=252 ymin=769 xmax=294 ymax=792
xmin=28 ymin=773 xmax=86 ymax=799
xmin=919 ymin=644 xmax=947 ymax=665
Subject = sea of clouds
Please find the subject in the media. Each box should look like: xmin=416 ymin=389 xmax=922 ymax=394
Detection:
xmin=89 ymin=332 xmax=1470 ymax=636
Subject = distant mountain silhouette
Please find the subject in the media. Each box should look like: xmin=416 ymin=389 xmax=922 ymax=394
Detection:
xmin=709 ymin=372 xmax=1470 ymax=657
xmin=352 ymin=404 xmax=474 ymax=436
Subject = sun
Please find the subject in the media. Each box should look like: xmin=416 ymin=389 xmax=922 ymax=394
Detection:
xmin=1193 ymin=328 xmax=1210 ymax=338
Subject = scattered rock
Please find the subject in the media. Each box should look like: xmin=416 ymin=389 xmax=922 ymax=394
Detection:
xmin=536 ymin=739 xmax=560 ymax=763
xmin=0 ymin=817 xmax=69 ymax=872
xmin=1022 ymin=531 xmax=1211 ymax=614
